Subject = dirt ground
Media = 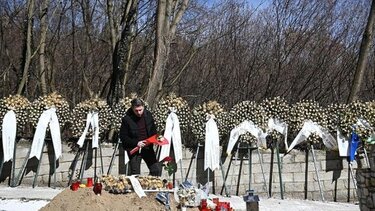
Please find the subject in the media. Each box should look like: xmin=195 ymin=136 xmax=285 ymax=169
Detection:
xmin=0 ymin=186 xmax=360 ymax=211
xmin=39 ymin=187 xmax=198 ymax=211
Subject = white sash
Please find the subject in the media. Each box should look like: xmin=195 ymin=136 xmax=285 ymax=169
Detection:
xmin=267 ymin=118 xmax=288 ymax=149
xmin=2 ymin=110 xmax=17 ymax=162
xmin=204 ymin=115 xmax=220 ymax=171
xmin=29 ymin=108 xmax=62 ymax=160
xmin=77 ymin=112 xmax=99 ymax=148
xmin=226 ymin=120 xmax=268 ymax=155
xmin=159 ymin=109 xmax=183 ymax=163
xmin=287 ymin=120 xmax=337 ymax=153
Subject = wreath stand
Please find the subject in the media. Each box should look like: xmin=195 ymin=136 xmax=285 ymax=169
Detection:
xmin=347 ymin=159 xmax=357 ymax=202
xmin=67 ymin=138 xmax=104 ymax=186
xmin=13 ymin=138 xmax=31 ymax=187
xmin=303 ymin=144 xmax=325 ymax=201
xmin=221 ymin=142 xmax=267 ymax=196
xmin=13 ymin=137 xmax=58 ymax=188
xmin=344 ymin=145 xmax=368 ymax=202
xmin=184 ymin=143 xmax=202 ymax=183
xmin=268 ymin=137 xmax=284 ymax=199
xmin=184 ymin=143 xmax=229 ymax=196
xmin=107 ymin=138 xmax=128 ymax=175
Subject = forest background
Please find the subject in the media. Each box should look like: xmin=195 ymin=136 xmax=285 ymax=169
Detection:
xmin=1 ymin=0 xmax=375 ymax=109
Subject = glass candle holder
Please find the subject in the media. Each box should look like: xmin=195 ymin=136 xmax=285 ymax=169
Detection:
xmin=86 ymin=177 xmax=93 ymax=187
xmin=167 ymin=181 xmax=173 ymax=189
xmin=71 ymin=181 xmax=80 ymax=191
xmin=93 ymin=182 xmax=102 ymax=195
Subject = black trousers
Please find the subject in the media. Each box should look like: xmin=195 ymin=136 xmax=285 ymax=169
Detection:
xmin=128 ymin=147 xmax=161 ymax=176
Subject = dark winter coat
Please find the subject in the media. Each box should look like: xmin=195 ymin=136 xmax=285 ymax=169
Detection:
xmin=119 ymin=108 xmax=157 ymax=149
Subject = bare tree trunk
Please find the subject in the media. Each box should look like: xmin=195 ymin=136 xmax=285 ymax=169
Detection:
xmin=145 ymin=0 xmax=167 ymax=107
xmin=81 ymin=0 xmax=94 ymax=97
xmin=107 ymin=0 xmax=117 ymax=52
xmin=17 ymin=0 xmax=35 ymax=95
xmin=107 ymin=0 xmax=138 ymax=105
xmin=119 ymin=0 xmax=138 ymax=99
xmin=348 ymin=0 xmax=375 ymax=102
xmin=38 ymin=0 xmax=50 ymax=95
xmin=146 ymin=0 xmax=189 ymax=107
xmin=71 ymin=0 xmax=77 ymax=105
xmin=48 ymin=58 xmax=55 ymax=91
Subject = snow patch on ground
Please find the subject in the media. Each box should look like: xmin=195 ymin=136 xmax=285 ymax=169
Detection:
xmin=0 ymin=199 xmax=49 ymax=211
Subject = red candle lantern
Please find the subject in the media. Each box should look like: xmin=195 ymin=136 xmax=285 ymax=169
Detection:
xmin=93 ymin=182 xmax=102 ymax=195
xmin=167 ymin=181 xmax=173 ymax=189
xmin=86 ymin=178 xmax=93 ymax=187
xmin=70 ymin=181 xmax=80 ymax=191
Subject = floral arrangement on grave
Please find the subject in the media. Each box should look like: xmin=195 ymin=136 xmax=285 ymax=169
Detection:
xmin=289 ymin=99 xmax=329 ymax=149
xmin=230 ymin=100 xmax=267 ymax=145
xmin=0 ymin=95 xmax=31 ymax=134
xmin=153 ymin=92 xmax=192 ymax=135
xmin=338 ymin=101 xmax=374 ymax=142
xmin=29 ymin=92 xmax=71 ymax=128
xmin=176 ymin=182 xmax=199 ymax=207
xmin=70 ymin=97 xmax=114 ymax=138
xmin=190 ymin=100 xmax=225 ymax=148
xmin=101 ymin=175 xmax=165 ymax=193
xmin=112 ymin=93 xmax=148 ymax=131
xmin=102 ymin=175 xmax=129 ymax=193
xmin=260 ymin=96 xmax=290 ymax=142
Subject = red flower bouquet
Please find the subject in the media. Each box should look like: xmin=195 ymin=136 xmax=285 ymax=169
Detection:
xmin=162 ymin=156 xmax=177 ymax=177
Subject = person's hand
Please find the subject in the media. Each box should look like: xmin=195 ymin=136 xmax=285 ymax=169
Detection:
xmin=137 ymin=140 xmax=146 ymax=148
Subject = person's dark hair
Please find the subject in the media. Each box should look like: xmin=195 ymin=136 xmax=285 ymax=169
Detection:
xmin=131 ymin=98 xmax=144 ymax=108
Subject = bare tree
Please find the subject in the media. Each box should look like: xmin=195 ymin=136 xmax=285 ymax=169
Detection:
xmin=38 ymin=0 xmax=50 ymax=95
xmin=107 ymin=0 xmax=139 ymax=105
xmin=79 ymin=0 xmax=96 ymax=97
xmin=17 ymin=0 xmax=35 ymax=95
xmin=347 ymin=0 xmax=375 ymax=102
xmin=145 ymin=0 xmax=190 ymax=107
xmin=1 ymin=0 xmax=374 ymax=107
xmin=107 ymin=0 xmax=118 ymax=52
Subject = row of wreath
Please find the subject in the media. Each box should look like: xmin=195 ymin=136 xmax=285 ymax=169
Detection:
xmin=0 ymin=92 xmax=374 ymax=151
